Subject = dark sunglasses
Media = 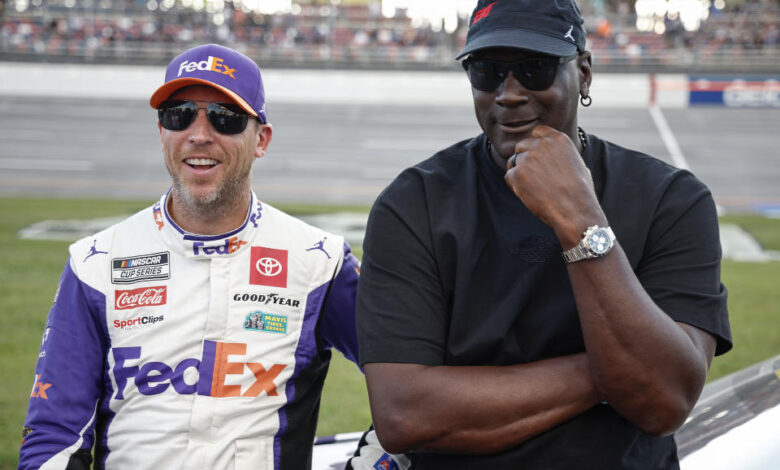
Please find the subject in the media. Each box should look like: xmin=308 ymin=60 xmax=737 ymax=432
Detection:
xmin=462 ymin=54 xmax=579 ymax=92
xmin=158 ymin=100 xmax=257 ymax=135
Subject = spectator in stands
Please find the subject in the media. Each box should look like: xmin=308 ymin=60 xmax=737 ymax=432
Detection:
xmin=0 ymin=0 xmax=776 ymax=66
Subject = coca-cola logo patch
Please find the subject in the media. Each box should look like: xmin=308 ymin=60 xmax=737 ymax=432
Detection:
xmin=115 ymin=286 xmax=167 ymax=310
xmin=250 ymin=247 xmax=288 ymax=288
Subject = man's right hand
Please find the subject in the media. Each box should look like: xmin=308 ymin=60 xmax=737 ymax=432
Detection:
xmin=503 ymin=125 xmax=606 ymax=250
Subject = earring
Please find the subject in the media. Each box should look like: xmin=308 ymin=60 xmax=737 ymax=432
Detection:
xmin=580 ymin=95 xmax=592 ymax=107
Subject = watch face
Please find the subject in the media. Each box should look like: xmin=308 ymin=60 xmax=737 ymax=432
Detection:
xmin=587 ymin=228 xmax=612 ymax=255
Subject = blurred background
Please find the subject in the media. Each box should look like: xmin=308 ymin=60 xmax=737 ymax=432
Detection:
xmin=1 ymin=0 xmax=777 ymax=72
xmin=1 ymin=0 xmax=778 ymax=206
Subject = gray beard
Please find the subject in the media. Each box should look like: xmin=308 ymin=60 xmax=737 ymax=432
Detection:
xmin=169 ymin=172 xmax=249 ymax=225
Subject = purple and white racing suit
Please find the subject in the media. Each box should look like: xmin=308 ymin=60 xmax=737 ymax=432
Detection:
xmin=19 ymin=191 xmax=361 ymax=470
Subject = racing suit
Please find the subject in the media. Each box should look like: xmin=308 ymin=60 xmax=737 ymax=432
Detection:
xmin=19 ymin=191 xmax=361 ymax=470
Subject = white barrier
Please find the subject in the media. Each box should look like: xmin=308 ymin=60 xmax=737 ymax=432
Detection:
xmin=0 ymin=62 xmax=687 ymax=108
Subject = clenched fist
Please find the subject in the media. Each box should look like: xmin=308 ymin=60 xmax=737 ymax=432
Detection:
xmin=504 ymin=125 xmax=607 ymax=249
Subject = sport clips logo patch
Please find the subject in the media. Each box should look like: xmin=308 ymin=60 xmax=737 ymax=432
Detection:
xmin=178 ymin=56 xmax=237 ymax=79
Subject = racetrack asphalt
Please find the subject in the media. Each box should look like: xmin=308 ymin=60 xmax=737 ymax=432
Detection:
xmin=0 ymin=91 xmax=778 ymax=213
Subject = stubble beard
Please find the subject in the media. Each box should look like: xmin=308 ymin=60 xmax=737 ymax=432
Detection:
xmin=169 ymin=166 xmax=249 ymax=222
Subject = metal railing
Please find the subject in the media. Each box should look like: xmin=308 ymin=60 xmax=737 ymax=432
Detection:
xmin=1 ymin=40 xmax=777 ymax=74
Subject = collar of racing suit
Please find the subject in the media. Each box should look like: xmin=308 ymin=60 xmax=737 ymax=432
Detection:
xmin=152 ymin=190 xmax=263 ymax=259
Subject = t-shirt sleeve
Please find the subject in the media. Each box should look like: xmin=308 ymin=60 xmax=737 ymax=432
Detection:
xmin=357 ymin=174 xmax=449 ymax=366
xmin=635 ymin=171 xmax=732 ymax=355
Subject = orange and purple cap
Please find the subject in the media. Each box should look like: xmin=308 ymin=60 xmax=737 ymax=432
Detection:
xmin=149 ymin=44 xmax=267 ymax=123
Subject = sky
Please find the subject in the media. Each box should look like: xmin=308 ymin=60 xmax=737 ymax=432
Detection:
xmin=380 ymin=0 xmax=476 ymax=31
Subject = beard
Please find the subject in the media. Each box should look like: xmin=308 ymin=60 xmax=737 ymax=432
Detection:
xmin=168 ymin=165 xmax=250 ymax=222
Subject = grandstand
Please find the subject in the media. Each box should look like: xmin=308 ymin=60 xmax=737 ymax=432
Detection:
xmin=0 ymin=0 xmax=777 ymax=72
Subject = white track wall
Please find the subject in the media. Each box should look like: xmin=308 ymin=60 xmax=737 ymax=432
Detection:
xmin=1 ymin=62 xmax=688 ymax=108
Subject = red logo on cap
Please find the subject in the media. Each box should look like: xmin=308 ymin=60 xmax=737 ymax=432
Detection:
xmin=250 ymin=247 xmax=288 ymax=288
xmin=472 ymin=2 xmax=497 ymax=25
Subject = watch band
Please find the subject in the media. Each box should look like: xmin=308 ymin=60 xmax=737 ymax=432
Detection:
xmin=562 ymin=225 xmax=615 ymax=264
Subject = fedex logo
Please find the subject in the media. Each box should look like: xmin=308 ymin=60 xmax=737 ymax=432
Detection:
xmin=112 ymin=341 xmax=285 ymax=399
xmin=30 ymin=374 xmax=51 ymax=400
xmin=152 ymin=202 xmax=164 ymax=231
xmin=193 ymin=236 xmax=247 ymax=256
xmin=249 ymin=202 xmax=263 ymax=228
xmin=178 ymin=56 xmax=237 ymax=79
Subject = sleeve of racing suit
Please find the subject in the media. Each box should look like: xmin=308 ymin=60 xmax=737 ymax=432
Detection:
xmin=317 ymin=242 xmax=360 ymax=366
xmin=18 ymin=259 xmax=108 ymax=470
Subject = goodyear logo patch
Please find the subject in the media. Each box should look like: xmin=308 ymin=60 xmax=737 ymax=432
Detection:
xmin=243 ymin=311 xmax=287 ymax=334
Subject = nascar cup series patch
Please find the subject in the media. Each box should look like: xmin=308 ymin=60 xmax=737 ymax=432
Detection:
xmin=112 ymin=252 xmax=170 ymax=284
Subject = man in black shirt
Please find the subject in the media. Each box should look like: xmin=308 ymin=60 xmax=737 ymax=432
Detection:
xmin=356 ymin=1 xmax=732 ymax=468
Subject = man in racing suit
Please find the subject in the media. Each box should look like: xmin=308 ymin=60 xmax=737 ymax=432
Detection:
xmin=19 ymin=44 xmax=362 ymax=470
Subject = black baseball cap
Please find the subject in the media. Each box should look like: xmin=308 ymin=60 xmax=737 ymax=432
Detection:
xmin=456 ymin=0 xmax=587 ymax=59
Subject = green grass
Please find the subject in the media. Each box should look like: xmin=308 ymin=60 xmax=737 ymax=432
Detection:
xmin=710 ymin=260 xmax=780 ymax=379
xmin=0 ymin=198 xmax=156 ymax=469
xmin=721 ymin=214 xmax=780 ymax=250
xmin=0 ymin=200 xmax=777 ymax=468
xmin=708 ymin=215 xmax=780 ymax=378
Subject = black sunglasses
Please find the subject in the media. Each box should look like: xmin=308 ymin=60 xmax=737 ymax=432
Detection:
xmin=158 ymin=100 xmax=256 ymax=135
xmin=462 ymin=54 xmax=579 ymax=92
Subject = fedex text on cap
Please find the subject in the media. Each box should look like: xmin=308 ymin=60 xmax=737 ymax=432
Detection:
xmin=178 ymin=56 xmax=237 ymax=79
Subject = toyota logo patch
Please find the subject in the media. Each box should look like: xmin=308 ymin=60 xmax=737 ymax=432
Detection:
xmin=250 ymin=247 xmax=288 ymax=287
xmin=256 ymin=257 xmax=283 ymax=277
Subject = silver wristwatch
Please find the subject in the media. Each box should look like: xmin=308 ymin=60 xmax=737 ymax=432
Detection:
xmin=562 ymin=225 xmax=615 ymax=264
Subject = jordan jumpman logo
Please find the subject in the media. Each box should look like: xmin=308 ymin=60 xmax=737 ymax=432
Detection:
xmin=306 ymin=237 xmax=331 ymax=259
xmin=84 ymin=239 xmax=108 ymax=262
xmin=564 ymin=25 xmax=575 ymax=41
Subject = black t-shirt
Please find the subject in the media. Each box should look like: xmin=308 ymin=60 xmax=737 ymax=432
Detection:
xmin=357 ymin=132 xmax=732 ymax=469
